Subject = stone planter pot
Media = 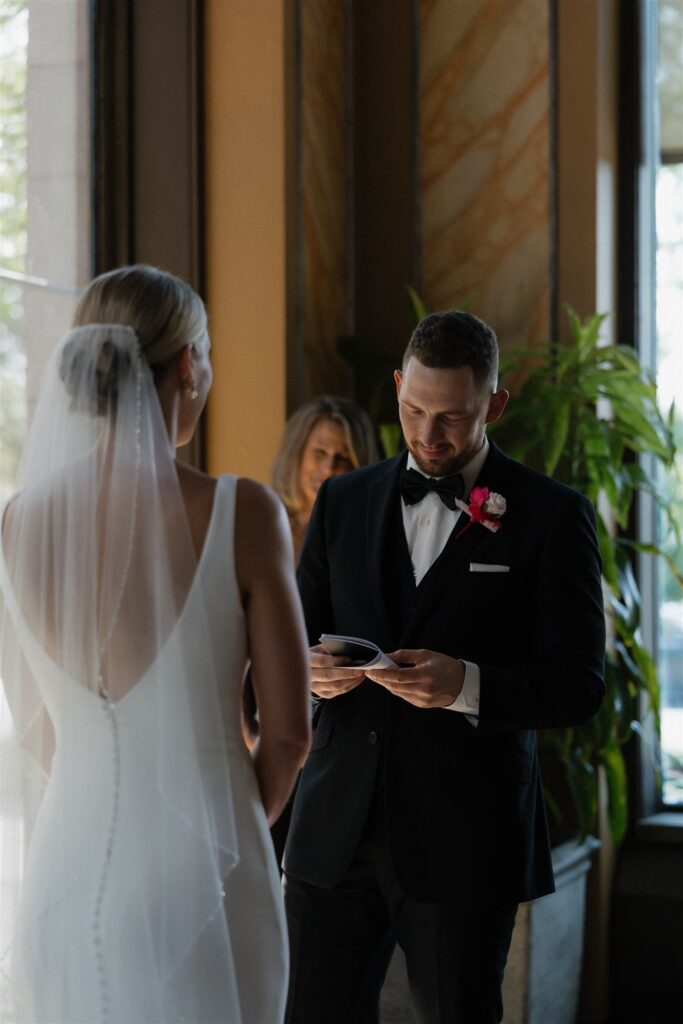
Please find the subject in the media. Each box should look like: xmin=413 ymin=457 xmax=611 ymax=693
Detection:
xmin=379 ymin=837 xmax=599 ymax=1023
xmin=502 ymin=837 xmax=600 ymax=1023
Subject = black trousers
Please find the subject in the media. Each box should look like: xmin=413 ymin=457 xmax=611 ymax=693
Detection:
xmin=284 ymin=804 xmax=517 ymax=1024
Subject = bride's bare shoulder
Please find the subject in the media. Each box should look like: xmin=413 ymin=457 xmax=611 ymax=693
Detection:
xmin=235 ymin=480 xmax=292 ymax=578
xmin=235 ymin=478 xmax=286 ymax=532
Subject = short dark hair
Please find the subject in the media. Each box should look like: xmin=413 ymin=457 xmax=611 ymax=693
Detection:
xmin=402 ymin=310 xmax=499 ymax=391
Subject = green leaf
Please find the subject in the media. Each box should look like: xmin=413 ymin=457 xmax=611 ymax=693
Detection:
xmin=544 ymin=396 xmax=572 ymax=475
xmin=631 ymin=639 xmax=661 ymax=725
xmin=378 ymin=422 xmax=403 ymax=458
xmin=615 ymin=404 xmax=671 ymax=458
xmin=603 ymin=738 xmax=628 ymax=844
xmin=597 ymin=374 xmax=657 ymax=405
xmin=542 ymin=786 xmax=563 ymax=826
xmin=566 ymin=309 xmax=608 ymax=360
xmin=565 ymin=754 xmax=598 ymax=841
xmin=616 ymin=553 xmax=641 ymax=618
xmin=406 ymin=286 xmax=428 ymax=325
xmin=566 ymin=306 xmax=583 ymax=345
xmin=619 ymin=538 xmax=683 ymax=590
xmin=603 ymin=661 xmax=635 ymax=740
xmin=596 ymin=513 xmax=618 ymax=591
xmin=578 ymin=417 xmax=610 ymax=459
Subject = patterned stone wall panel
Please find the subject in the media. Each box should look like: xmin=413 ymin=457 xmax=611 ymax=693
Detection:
xmin=302 ymin=0 xmax=350 ymax=396
xmin=420 ymin=0 xmax=551 ymax=352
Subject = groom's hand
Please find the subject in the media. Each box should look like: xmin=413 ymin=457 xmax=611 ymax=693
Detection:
xmin=365 ymin=649 xmax=465 ymax=709
xmin=309 ymin=644 xmax=365 ymax=699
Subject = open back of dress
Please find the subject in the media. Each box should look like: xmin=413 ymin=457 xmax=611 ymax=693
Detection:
xmin=0 ymin=324 xmax=287 ymax=1023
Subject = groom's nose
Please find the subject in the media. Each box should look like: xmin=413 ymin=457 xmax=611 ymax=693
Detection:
xmin=420 ymin=417 xmax=443 ymax=446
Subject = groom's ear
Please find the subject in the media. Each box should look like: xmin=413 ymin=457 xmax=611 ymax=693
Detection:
xmin=394 ymin=369 xmax=403 ymax=399
xmin=485 ymin=389 xmax=509 ymax=424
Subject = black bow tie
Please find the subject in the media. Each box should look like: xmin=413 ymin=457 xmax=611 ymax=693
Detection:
xmin=399 ymin=466 xmax=465 ymax=511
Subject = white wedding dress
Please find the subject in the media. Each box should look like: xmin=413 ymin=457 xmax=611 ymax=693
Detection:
xmin=1 ymin=475 xmax=288 ymax=1024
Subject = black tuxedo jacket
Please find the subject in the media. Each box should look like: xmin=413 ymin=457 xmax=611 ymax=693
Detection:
xmin=284 ymin=442 xmax=605 ymax=903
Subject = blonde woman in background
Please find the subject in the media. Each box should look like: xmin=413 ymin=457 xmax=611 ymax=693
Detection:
xmin=272 ymin=395 xmax=379 ymax=563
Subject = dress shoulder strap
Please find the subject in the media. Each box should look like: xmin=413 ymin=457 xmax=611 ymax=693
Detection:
xmin=210 ymin=474 xmax=238 ymax=545
xmin=202 ymin=475 xmax=241 ymax=603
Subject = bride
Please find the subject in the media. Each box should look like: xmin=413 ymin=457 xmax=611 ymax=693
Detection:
xmin=0 ymin=265 xmax=311 ymax=1023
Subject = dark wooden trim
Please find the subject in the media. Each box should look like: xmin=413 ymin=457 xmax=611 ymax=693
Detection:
xmin=548 ymin=0 xmax=559 ymax=346
xmin=616 ymin=0 xmax=642 ymax=356
xmin=92 ymin=0 xmax=206 ymax=468
xmin=93 ymin=0 xmax=133 ymax=272
xmin=616 ymin=0 xmax=677 ymax=826
xmin=345 ymin=0 xmax=355 ymax=339
xmin=408 ymin=0 xmax=420 ymax=296
xmin=352 ymin=0 xmax=417 ymax=376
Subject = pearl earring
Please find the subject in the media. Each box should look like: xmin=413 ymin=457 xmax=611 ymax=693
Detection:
xmin=190 ymin=387 xmax=199 ymax=401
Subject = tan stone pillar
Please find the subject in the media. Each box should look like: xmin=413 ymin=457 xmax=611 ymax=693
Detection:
xmin=204 ymin=0 xmax=290 ymax=483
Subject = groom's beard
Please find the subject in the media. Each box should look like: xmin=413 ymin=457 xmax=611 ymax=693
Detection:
xmin=408 ymin=438 xmax=483 ymax=478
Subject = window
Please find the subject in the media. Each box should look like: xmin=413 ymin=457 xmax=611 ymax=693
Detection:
xmin=654 ymin=0 xmax=683 ymax=807
xmin=0 ymin=0 xmax=92 ymax=990
xmin=0 ymin=0 xmax=91 ymax=500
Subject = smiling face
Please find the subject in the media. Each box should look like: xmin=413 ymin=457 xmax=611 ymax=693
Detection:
xmin=297 ymin=417 xmax=355 ymax=512
xmin=395 ymin=357 xmax=509 ymax=477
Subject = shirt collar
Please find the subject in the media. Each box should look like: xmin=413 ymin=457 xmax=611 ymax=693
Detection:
xmin=406 ymin=438 xmax=489 ymax=500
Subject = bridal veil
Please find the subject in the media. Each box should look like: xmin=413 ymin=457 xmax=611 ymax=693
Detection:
xmin=0 ymin=315 xmax=244 ymax=1021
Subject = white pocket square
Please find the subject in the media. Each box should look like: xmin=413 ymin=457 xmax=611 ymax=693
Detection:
xmin=469 ymin=562 xmax=510 ymax=573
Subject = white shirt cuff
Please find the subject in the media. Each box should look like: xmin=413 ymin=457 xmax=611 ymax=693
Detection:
xmin=444 ymin=660 xmax=480 ymax=721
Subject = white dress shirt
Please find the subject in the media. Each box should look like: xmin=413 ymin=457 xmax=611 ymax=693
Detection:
xmin=401 ymin=441 xmax=489 ymax=718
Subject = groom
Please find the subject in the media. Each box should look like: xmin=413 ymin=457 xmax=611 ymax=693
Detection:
xmin=283 ymin=311 xmax=605 ymax=1024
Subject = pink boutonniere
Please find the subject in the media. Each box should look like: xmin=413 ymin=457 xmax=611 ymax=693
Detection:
xmin=454 ymin=487 xmax=506 ymax=538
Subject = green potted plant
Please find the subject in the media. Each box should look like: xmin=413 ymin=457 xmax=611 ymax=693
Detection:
xmin=491 ymin=308 xmax=678 ymax=844
xmin=490 ymin=309 xmax=680 ymax=1024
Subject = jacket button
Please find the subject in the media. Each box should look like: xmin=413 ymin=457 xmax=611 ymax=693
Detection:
xmin=368 ymin=730 xmax=378 ymax=744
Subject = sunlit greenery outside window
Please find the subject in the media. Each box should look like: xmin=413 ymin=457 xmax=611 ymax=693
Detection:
xmin=655 ymin=0 xmax=683 ymax=806
xmin=0 ymin=0 xmax=92 ymax=995
xmin=0 ymin=0 xmax=91 ymax=503
xmin=0 ymin=0 xmax=27 ymax=502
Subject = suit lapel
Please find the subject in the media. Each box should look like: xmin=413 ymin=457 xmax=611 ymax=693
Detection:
xmin=403 ymin=441 xmax=513 ymax=639
xmin=366 ymin=452 xmax=414 ymax=645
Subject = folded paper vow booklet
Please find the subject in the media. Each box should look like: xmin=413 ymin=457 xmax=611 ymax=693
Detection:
xmin=319 ymin=634 xmax=397 ymax=669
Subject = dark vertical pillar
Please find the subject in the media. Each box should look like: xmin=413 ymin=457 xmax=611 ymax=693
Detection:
xmin=131 ymin=0 xmax=203 ymax=290
xmin=352 ymin=0 xmax=418 ymax=372
xmin=93 ymin=0 xmax=133 ymax=271
xmin=93 ymin=0 xmax=205 ymax=465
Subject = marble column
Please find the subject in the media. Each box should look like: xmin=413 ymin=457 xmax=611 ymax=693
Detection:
xmin=420 ymin=0 xmax=552 ymax=351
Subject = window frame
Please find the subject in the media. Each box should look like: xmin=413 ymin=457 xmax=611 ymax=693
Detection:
xmin=621 ymin=0 xmax=683 ymax=821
